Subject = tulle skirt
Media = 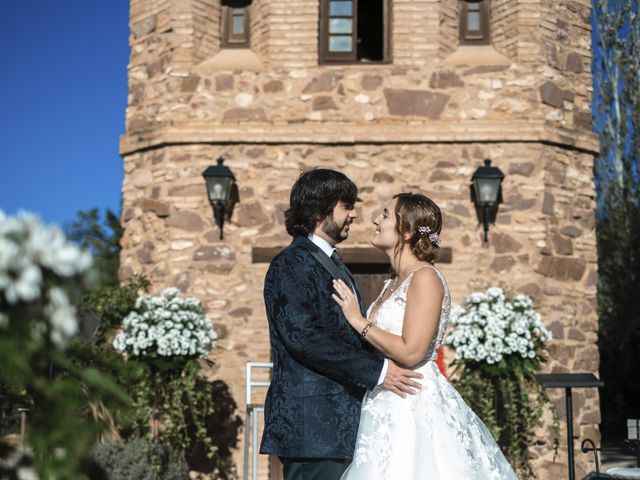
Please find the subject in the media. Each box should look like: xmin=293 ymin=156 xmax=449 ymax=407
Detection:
xmin=341 ymin=361 xmax=518 ymax=480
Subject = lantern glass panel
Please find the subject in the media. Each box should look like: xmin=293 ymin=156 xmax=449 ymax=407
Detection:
xmin=475 ymin=178 xmax=501 ymax=204
xmin=206 ymin=176 xmax=231 ymax=202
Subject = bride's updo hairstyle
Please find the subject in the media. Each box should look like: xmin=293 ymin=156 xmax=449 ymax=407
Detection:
xmin=392 ymin=193 xmax=442 ymax=264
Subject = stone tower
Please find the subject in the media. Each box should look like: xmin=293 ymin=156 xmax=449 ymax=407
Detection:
xmin=120 ymin=0 xmax=600 ymax=478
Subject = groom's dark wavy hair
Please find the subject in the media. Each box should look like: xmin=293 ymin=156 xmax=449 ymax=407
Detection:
xmin=284 ymin=168 xmax=360 ymax=237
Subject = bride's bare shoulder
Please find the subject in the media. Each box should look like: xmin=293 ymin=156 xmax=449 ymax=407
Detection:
xmin=408 ymin=265 xmax=444 ymax=297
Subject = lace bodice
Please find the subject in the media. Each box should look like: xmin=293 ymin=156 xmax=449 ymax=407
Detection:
xmin=366 ymin=265 xmax=451 ymax=364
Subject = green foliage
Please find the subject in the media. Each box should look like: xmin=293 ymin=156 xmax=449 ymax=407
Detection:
xmin=82 ymin=278 xmax=239 ymax=478
xmin=0 ymin=202 xmax=239 ymax=478
xmin=0 ymin=283 xmax=130 ymax=478
xmin=593 ymin=0 xmax=640 ymax=442
xmin=184 ymin=380 xmax=242 ymax=479
xmin=66 ymin=208 xmax=123 ymax=289
xmin=0 ymin=210 xmax=134 ymax=479
xmin=130 ymin=359 xmax=218 ymax=468
xmin=65 ymin=339 xmax=145 ymax=435
xmin=91 ymin=437 xmax=188 ymax=480
xmin=0 ymin=344 xmax=130 ymax=480
xmin=79 ymin=274 xmax=150 ymax=346
xmin=451 ymin=358 xmax=559 ymax=477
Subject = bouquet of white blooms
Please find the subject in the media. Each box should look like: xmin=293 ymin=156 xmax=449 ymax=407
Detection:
xmin=445 ymin=287 xmax=557 ymax=476
xmin=0 ymin=209 xmax=93 ymax=348
xmin=113 ymin=287 xmax=217 ymax=358
xmin=446 ymin=287 xmax=552 ymax=365
xmin=112 ymin=288 xmax=219 ymax=462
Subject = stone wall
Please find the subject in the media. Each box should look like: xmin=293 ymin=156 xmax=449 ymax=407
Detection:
xmin=120 ymin=141 xmax=598 ymax=479
xmin=121 ymin=1 xmax=600 ymax=478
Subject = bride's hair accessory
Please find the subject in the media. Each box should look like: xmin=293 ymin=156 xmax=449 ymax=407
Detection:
xmin=417 ymin=225 xmax=441 ymax=247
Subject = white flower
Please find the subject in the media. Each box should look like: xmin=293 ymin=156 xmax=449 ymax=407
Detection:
xmin=0 ymin=237 xmax=19 ymax=271
xmin=3 ymin=264 xmax=42 ymax=304
xmin=44 ymin=287 xmax=79 ymax=348
xmin=447 ymin=286 xmax=549 ymax=364
xmin=161 ymin=287 xmax=180 ymax=299
xmin=468 ymin=292 xmax=486 ymax=304
xmin=486 ymin=287 xmax=505 ymax=300
xmin=0 ymin=211 xmax=92 ymax=312
xmin=113 ymin=288 xmax=217 ymax=358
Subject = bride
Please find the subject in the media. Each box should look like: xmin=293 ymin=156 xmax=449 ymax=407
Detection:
xmin=332 ymin=193 xmax=518 ymax=480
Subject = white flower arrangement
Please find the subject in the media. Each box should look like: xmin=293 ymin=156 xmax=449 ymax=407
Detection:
xmin=113 ymin=287 xmax=217 ymax=358
xmin=0 ymin=210 xmax=93 ymax=348
xmin=445 ymin=287 xmax=552 ymax=365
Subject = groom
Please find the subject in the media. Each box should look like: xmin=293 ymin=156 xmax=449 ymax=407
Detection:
xmin=260 ymin=169 xmax=422 ymax=480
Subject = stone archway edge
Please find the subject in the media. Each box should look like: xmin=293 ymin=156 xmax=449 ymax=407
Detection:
xmin=119 ymin=121 xmax=599 ymax=156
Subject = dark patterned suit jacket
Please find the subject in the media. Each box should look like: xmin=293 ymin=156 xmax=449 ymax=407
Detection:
xmin=260 ymin=235 xmax=385 ymax=459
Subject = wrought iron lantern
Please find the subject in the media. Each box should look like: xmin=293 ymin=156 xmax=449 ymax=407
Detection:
xmin=202 ymin=157 xmax=239 ymax=240
xmin=471 ymin=159 xmax=505 ymax=243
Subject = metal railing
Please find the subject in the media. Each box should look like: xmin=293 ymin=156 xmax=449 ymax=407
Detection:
xmin=243 ymin=362 xmax=272 ymax=480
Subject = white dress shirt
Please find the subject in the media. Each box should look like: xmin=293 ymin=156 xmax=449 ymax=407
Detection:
xmin=308 ymin=234 xmax=388 ymax=386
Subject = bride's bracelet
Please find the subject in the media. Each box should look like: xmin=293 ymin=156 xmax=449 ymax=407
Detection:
xmin=360 ymin=322 xmax=374 ymax=340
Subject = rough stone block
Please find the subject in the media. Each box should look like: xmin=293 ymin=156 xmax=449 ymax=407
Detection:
xmin=223 ymin=108 xmax=268 ymax=123
xmin=490 ymin=255 xmax=516 ymax=273
xmin=361 ymin=74 xmax=383 ymax=90
xmin=574 ymin=110 xmax=592 ymax=129
xmin=139 ymin=199 xmax=170 ymax=218
xmin=302 ymin=72 xmax=342 ymax=93
xmin=536 ymin=256 xmax=586 ymax=281
xmin=216 ymin=74 xmax=234 ymax=91
xmin=263 ymin=80 xmax=284 ymax=93
xmin=492 ymin=232 xmax=522 ymax=254
xmin=550 ymin=231 xmax=574 ymax=255
xmin=312 ymin=96 xmax=338 ymax=110
xmin=429 ymin=70 xmax=464 ymax=89
xmin=132 ymin=15 xmax=157 ymax=39
xmin=509 ymin=162 xmax=535 ymax=176
xmin=565 ymin=52 xmax=584 ymax=73
xmin=236 ymin=200 xmax=271 ymax=227
xmin=384 ymin=88 xmax=450 ymax=118
xmin=181 ymin=75 xmax=200 ymax=92
xmin=167 ymin=211 xmax=207 ymax=231
xmin=539 ymin=81 xmax=564 ymax=108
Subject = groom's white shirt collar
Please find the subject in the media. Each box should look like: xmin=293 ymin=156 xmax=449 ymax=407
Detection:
xmin=308 ymin=233 xmax=335 ymax=257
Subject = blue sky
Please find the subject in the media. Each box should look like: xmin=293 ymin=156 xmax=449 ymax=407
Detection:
xmin=0 ymin=2 xmax=130 ymax=226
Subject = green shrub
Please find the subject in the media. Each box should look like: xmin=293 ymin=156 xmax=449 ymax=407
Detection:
xmin=91 ymin=437 xmax=188 ymax=480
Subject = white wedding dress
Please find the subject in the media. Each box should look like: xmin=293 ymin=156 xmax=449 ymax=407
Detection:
xmin=341 ymin=266 xmax=518 ymax=480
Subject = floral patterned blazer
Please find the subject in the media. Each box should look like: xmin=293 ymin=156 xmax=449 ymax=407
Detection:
xmin=260 ymin=235 xmax=385 ymax=459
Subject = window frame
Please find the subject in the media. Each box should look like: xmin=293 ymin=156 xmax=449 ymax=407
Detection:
xmin=221 ymin=4 xmax=251 ymax=48
xmin=319 ymin=0 xmax=392 ymax=65
xmin=459 ymin=0 xmax=490 ymax=46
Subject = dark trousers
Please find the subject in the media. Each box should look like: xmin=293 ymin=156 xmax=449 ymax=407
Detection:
xmin=280 ymin=457 xmax=350 ymax=480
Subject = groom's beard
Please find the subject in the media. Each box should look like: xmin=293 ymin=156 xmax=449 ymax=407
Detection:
xmin=321 ymin=215 xmax=351 ymax=244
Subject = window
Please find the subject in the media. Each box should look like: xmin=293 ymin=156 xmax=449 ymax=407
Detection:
xmin=222 ymin=0 xmax=251 ymax=48
xmin=319 ymin=0 xmax=391 ymax=63
xmin=460 ymin=0 xmax=490 ymax=45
